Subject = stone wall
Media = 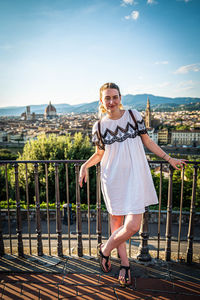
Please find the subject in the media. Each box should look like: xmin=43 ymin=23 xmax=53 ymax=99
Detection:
xmin=1 ymin=209 xmax=200 ymax=224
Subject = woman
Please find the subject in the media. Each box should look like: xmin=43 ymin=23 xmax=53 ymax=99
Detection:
xmin=79 ymin=82 xmax=187 ymax=287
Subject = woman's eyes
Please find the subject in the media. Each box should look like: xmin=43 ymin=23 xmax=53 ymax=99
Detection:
xmin=105 ymin=96 xmax=119 ymax=101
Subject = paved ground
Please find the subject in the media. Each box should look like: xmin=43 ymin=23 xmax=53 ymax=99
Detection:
xmin=1 ymin=219 xmax=200 ymax=298
xmin=0 ymin=254 xmax=200 ymax=299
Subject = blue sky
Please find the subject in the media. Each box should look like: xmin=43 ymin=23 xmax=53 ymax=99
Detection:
xmin=0 ymin=0 xmax=200 ymax=107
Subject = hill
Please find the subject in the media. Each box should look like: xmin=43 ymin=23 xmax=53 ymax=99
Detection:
xmin=0 ymin=95 xmax=199 ymax=116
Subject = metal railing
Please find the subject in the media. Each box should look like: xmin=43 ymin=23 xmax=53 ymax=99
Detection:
xmin=0 ymin=160 xmax=199 ymax=263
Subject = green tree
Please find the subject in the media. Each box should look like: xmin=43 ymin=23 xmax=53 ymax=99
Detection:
xmin=9 ymin=133 xmax=95 ymax=206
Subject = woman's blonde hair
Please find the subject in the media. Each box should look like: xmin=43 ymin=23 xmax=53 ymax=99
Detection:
xmin=98 ymin=82 xmax=124 ymax=117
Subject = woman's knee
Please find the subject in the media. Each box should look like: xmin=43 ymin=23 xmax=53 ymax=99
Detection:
xmin=125 ymin=223 xmax=140 ymax=235
xmin=124 ymin=215 xmax=142 ymax=234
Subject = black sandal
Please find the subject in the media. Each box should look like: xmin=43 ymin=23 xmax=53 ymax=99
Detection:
xmin=119 ymin=265 xmax=131 ymax=288
xmin=97 ymin=243 xmax=111 ymax=273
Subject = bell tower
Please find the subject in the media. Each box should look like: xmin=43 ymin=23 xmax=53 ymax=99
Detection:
xmin=145 ymin=97 xmax=151 ymax=128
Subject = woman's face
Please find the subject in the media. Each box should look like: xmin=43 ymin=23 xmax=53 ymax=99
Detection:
xmin=101 ymin=88 xmax=121 ymax=113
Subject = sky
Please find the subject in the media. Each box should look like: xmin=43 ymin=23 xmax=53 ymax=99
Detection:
xmin=0 ymin=0 xmax=200 ymax=107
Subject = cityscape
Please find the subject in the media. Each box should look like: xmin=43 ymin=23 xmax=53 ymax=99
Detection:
xmin=0 ymin=0 xmax=199 ymax=297
xmin=0 ymin=97 xmax=199 ymax=154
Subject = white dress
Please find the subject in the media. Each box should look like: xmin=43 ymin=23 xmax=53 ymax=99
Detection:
xmin=92 ymin=109 xmax=158 ymax=215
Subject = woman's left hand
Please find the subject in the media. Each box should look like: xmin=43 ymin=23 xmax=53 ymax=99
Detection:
xmin=168 ymin=157 xmax=188 ymax=170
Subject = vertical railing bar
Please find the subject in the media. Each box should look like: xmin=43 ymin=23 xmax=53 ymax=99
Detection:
xmin=137 ymin=206 xmax=151 ymax=261
xmin=25 ymin=163 xmax=31 ymax=255
xmin=0 ymin=207 xmax=4 ymax=256
xmin=87 ymin=169 xmax=91 ymax=257
xmin=65 ymin=163 xmax=71 ymax=256
xmin=157 ymin=163 xmax=162 ymax=259
xmin=177 ymin=166 xmax=185 ymax=261
xmin=165 ymin=165 xmax=174 ymax=261
xmin=5 ymin=164 xmax=12 ymax=254
xmin=55 ymin=163 xmax=63 ymax=257
xmin=14 ymin=163 xmax=24 ymax=257
xmin=96 ymin=164 xmax=102 ymax=248
xmin=75 ymin=164 xmax=83 ymax=257
xmin=0 ymin=164 xmax=5 ymax=257
xmin=45 ymin=163 xmax=51 ymax=256
xmin=129 ymin=238 xmax=131 ymax=258
xmin=186 ymin=164 xmax=198 ymax=264
xmin=108 ymin=213 xmax=111 ymax=257
xmin=34 ymin=163 xmax=43 ymax=256
xmin=108 ymin=213 xmax=110 ymax=238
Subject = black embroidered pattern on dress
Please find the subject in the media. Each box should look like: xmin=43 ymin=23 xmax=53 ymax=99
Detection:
xmin=92 ymin=119 xmax=147 ymax=150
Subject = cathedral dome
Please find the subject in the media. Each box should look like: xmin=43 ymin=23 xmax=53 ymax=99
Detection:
xmin=44 ymin=101 xmax=57 ymax=118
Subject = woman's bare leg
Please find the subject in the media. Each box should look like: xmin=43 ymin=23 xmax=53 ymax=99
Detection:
xmin=110 ymin=215 xmax=125 ymax=260
xmin=103 ymin=214 xmax=142 ymax=255
xmin=100 ymin=214 xmax=142 ymax=279
xmin=110 ymin=215 xmax=131 ymax=283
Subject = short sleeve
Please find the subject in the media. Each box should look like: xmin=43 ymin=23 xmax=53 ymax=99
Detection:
xmin=132 ymin=109 xmax=148 ymax=135
xmin=92 ymin=121 xmax=105 ymax=150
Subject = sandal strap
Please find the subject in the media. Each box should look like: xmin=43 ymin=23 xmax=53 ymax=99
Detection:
xmin=100 ymin=249 xmax=109 ymax=269
xmin=120 ymin=265 xmax=130 ymax=282
xmin=100 ymin=249 xmax=109 ymax=260
xmin=120 ymin=265 xmax=130 ymax=270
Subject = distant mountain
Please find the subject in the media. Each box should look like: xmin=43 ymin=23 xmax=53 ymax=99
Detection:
xmin=0 ymin=95 xmax=199 ymax=116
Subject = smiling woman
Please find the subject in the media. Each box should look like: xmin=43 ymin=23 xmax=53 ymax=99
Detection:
xmin=79 ymin=82 xmax=188 ymax=287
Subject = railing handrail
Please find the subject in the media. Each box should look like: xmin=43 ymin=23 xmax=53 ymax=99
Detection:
xmin=0 ymin=159 xmax=199 ymax=164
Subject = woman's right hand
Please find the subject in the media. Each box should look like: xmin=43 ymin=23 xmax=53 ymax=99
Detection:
xmin=79 ymin=164 xmax=87 ymax=188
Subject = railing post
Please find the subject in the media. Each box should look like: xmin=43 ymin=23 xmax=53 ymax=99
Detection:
xmin=5 ymin=164 xmax=12 ymax=254
xmin=0 ymin=208 xmax=5 ymax=256
xmin=55 ymin=163 xmax=63 ymax=257
xmin=25 ymin=163 xmax=31 ymax=255
xmin=14 ymin=163 xmax=24 ymax=257
xmin=65 ymin=163 xmax=71 ymax=256
xmin=87 ymin=169 xmax=91 ymax=256
xmin=177 ymin=166 xmax=185 ymax=261
xmin=75 ymin=164 xmax=83 ymax=257
xmin=34 ymin=163 xmax=43 ymax=256
xmin=96 ymin=164 xmax=102 ymax=245
xmin=165 ymin=165 xmax=174 ymax=261
xmin=186 ymin=164 xmax=198 ymax=264
xmin=137 ymin=206 xmax=151 ymax=262
xmin=45 ymin=164 xmax=51 ymax=256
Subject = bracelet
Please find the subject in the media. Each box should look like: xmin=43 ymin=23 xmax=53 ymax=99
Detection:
xmin=162 ymin=153 xmax=167 ymax=160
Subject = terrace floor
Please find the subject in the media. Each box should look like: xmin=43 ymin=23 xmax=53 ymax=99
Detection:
xmin=0 ymin=253 xmax=200 ymax=299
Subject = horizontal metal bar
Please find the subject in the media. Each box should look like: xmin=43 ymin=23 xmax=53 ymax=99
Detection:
xmin=0 ymin=160 xmax=199 ymax=165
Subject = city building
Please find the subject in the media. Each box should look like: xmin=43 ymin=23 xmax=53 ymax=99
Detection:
xmin=158 ymin=128 xmax=169 ymax=145
xmin=171 ymin=130 xmax=200 ymax=146
xmin=21 ymin=106 xmax=36 ymax=121
xmin=145 ymin=97 xmax=160 ymax=130
xmin=44 ymin=102 xmax=57 ymax=119
xmin=147 ymin=128 xmax=158 ymax=144
xmin=145 ymin=97 xmax=152 ymax=128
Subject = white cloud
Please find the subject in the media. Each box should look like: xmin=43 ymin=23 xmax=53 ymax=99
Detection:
xmin=155 ymin=61 xmax=169 ymax=65
xmin=125 ymin=10 xmax=139 ymax=20
xmin=174 ymin=63 xmax=200 ymax=74
xmin=177 ymin=0 xmax=191 ymax=3
xmin=147 ymin=0 xmax=157 ymax=5
xmin=177 ymin=80 xmax=194 ymax=87
xmin=121 ymin=0 xmax=137 ymax=6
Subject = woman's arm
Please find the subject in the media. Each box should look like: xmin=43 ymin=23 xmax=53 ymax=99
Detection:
xmin=140 ymin=133 xmax=188 ymax=170
xmin=79 ymin=147 xmax=104 ymax=187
